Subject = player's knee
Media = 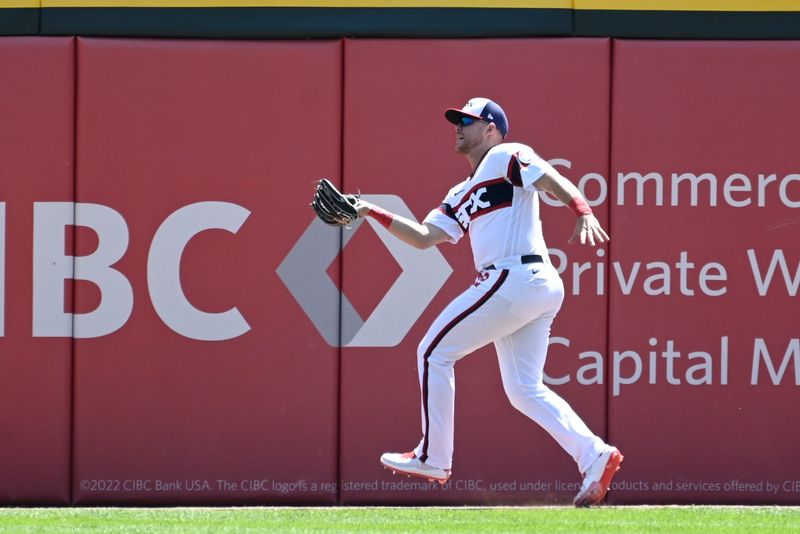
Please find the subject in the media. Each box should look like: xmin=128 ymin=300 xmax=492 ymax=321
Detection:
xmin=504 ymin=382 xmax=548 ymax=412
xmin=418 ymin=337 xmax=463 ymax=367
xmin=505 ymin=388 xmax=527 ymax=413
xmin=417 ymin=339 xmax=445 ymax=362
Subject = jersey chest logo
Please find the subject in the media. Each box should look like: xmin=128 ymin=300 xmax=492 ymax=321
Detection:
xmin=452 ymin=178 xmax=513 ymax=231
xmin=456 ymin=187 xmax=491 ymax=225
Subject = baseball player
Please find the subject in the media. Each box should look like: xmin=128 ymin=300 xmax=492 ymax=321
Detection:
xmin=354 ymin=98 xmax=622 ymax=507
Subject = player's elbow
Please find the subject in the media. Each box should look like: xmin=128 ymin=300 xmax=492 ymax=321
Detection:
xmin=411 ymin=223 xmax=449 ymax=250
xmin=409 ymin=236 xmax=435 ymax=250
xmin=414 ymin=231 xmax=446 ymax=250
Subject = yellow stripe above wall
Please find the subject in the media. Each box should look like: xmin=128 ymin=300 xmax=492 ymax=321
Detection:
xmin=30 ymin=0 xmax=800 ymax=10
xmin=575 ymin=0 xmax=800 ymax=11
xmin=41 ymin=0 xmax=571 ymax=7
xmin=0 ymin=1 xmax=39 ymax=7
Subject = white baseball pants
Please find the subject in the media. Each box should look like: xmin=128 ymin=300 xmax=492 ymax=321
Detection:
xmin=412 ymin=263 xmax=606 ymax=474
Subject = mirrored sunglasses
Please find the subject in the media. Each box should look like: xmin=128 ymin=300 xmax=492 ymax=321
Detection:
xmin=458 ymin=116 xmax=487 ymax=127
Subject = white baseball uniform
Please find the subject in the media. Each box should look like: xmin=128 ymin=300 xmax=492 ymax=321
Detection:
xmin=413 ymin=142 xmax=606 ymax=474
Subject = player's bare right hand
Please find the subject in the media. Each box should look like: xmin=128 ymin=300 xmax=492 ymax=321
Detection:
xmin=355 ymin=199 xmax=373 ymax=218
xmin=568 ymin=214 xmax=610 ymax=246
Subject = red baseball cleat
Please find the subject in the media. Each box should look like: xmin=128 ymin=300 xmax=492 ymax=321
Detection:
xmin=573 ymin=447 xmax=624 ymax=507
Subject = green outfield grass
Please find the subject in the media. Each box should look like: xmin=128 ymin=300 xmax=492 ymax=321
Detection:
xmin=0 ymin=506 xmax=798 ymax=533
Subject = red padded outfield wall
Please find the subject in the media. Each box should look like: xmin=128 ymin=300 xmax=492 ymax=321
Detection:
xmin=71 ymin=38 xmax=341 ymax=504
xmin=607 ymin=41 xmax=800 ymax=505
xmin=0 ymin=37 xmax=73 ymax=504
xmin=0 ymin=36 xmax=798 ymax=505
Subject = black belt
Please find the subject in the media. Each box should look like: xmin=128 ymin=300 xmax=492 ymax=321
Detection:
xmin=485 ymin=254 xmax=544 ymax=270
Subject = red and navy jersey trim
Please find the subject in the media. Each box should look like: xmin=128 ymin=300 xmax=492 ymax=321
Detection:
xmin=437 ymin=202 xmax=457 ymax=221
xmin=507 ymin=150 xmax=533 ymax=188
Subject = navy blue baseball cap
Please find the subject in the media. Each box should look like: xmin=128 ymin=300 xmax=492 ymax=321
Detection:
xmin=445 ymin=97 xmax=509 ymax=138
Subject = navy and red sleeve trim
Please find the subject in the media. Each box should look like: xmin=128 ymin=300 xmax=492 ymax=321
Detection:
xmin=506 ymin=152 xmax=524 ymax=187
xmin=437 ymin=202 xmax=458 ymax=222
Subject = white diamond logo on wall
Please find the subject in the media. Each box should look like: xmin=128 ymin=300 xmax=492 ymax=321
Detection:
xmin=277 ymin=195 xmax=452 ymax=347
